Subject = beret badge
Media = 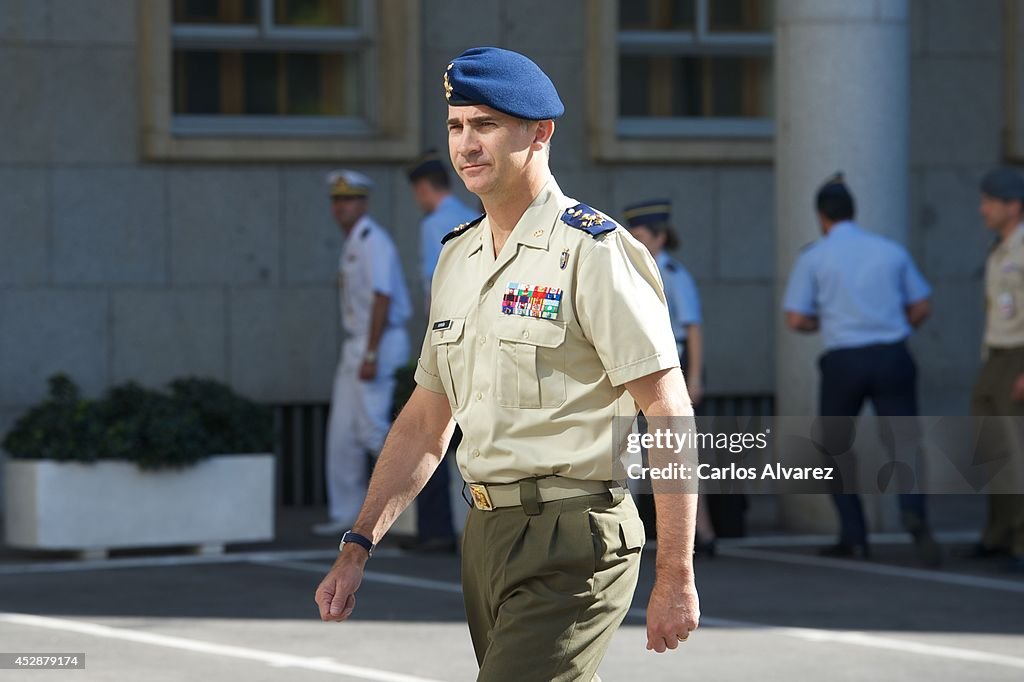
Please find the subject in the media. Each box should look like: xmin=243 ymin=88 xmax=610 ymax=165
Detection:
xmin=443 ymin=63 xmax=454 ymax=101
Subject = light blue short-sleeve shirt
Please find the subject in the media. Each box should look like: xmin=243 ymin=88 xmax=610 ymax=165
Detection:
xmin=782 ymin=221 xmax=931 ymax=351
xmin=420 ymin=194 xmax=479 ymax=288
xmin=657 ymin=251 xmax=702 ymax=345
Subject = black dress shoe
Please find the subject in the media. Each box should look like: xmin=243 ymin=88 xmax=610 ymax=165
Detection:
xmin=818 ymin=542 xmax=871 ymax=559
xmin=959 ymin=542 xmax=1009 ymax=559
xmin=909 ymin=529 xmax=942 ymax=568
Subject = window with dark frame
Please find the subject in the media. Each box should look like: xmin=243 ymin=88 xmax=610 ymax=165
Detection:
xmin=171 ymin=0 xmax=372 ymax=135
xmin=617 ymin=0 xmax=774 ymax=138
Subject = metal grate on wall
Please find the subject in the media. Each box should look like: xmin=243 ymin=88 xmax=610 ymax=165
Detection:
xmin=272 ymin=403 xmax=330 ymax=508
xmin=271 ymin=394 xmax=776 ymax=508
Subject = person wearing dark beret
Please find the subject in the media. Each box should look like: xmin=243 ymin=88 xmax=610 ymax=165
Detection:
xmin=623 ymin=199 xmax=718 ymax=557
xmin=970 ymin=167 xmax=1024 ymax=572
xmin=316 ymin=46 xmax=701 ymax=678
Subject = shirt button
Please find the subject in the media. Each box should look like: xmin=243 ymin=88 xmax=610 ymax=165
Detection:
xmin=472 ymin=449 xmax=480 ymax=458
xmin=522 ymin=330 xmax=530 ymax=339
xmin=476 ymin=392 xmax=483 ymax=401
xmin=479 ymin=336 xmax=486 ymax=345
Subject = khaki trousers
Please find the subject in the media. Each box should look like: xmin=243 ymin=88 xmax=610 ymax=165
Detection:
xmin=461 ymin=488 xmax=645 ymax=682
xmin=971 ymin=347 xmax=1024 ymax=556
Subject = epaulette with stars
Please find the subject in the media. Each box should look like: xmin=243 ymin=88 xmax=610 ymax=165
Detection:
xmin=561 ymin=204 xmax=617 ymax=238
xmin=441 ymin=214 xmax=485 ymax=245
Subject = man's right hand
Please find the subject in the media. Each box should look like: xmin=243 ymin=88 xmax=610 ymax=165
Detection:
xmin=315 ymin=552 xmax=367 ymax=622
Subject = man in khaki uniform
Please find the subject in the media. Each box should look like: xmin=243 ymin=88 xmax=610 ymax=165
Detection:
xmin=972 ymin=167 xmax=1024 ymax=573
xmin=314 ymin=47 xmax=701 ymax=680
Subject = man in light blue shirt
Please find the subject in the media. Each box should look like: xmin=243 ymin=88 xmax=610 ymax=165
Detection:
xmin=410 ymin=150 xmax=480 ymax=302
xmin=783 ymin=174 xmax=937 ymax=565
xmin=402 ymin=151 xmax=479 ymax=553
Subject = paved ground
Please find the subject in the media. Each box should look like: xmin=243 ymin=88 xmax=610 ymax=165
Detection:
xmin=1 ymin=499 xmax=1023 ymax=681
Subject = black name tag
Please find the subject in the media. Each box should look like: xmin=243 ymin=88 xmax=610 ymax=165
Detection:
xmin=432 ymin=320 xmax=452 ymax=331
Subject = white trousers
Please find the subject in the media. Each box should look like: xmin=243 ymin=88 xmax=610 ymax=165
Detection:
xmin=325 ymin=327 xmax=410 ymax=522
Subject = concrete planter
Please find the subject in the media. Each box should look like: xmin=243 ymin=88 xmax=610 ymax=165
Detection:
xmin=3 ymin=455 xmax=275 ymax=557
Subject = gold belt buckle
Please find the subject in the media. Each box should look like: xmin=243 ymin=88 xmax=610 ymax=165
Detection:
xmin=468 ymin=483 xmax=494 ymax=511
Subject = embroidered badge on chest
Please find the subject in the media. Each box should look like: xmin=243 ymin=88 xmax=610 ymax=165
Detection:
xmin=502 ymin=283 xmax=562 ymax=319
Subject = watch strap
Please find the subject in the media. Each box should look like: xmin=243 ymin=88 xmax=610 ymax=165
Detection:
xmin=340 ymin=530 xmax=374 ymax=557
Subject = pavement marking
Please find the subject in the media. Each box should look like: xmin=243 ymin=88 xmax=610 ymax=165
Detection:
xmin=0 ymin=548 xmax=399 ymax=576
xmin=719 ymin=547 xmax=1024 ymax=594
xmin=0 ymin=530 xmax=980 ymax=575
xmin=0 ymin=612 xmax=446 ymax=682
xmin=626 ymin=609 xmax=1024 ymax=671
xmin=721 ymin=530 xmax=978 ymax=549
xmin=254 ymin=559 xmax=464 ymax=594
xmin=261 ymin=563 xmax=1024 ymax=671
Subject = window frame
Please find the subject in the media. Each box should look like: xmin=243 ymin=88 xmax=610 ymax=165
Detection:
xmin=588 ymin=0 xmax=774 ymax=162
xmin=140 ymin=0 xmax=419 ymax=161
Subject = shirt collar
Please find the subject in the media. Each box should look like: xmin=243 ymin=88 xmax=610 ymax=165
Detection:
xmin=1011 ymin=223 xmax=1024 ymax=246
xmin=352 ymin=214 xmax=374 ymax=236
xmin=509 ymin=176 xmax=562 ymax=250
xmin=468 ymin=176 xmax=563 ymax=258
xmin=827 ymin=220 xmax=857 ymax=237
xmin=433 ymin=194 xmax=457 ymax=215
xmin=995 ymin=222 xmax=1024 ymax=254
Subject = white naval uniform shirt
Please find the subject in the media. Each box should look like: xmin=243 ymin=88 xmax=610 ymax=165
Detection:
xmin=338 ymin=215 xmax=412 ymax=337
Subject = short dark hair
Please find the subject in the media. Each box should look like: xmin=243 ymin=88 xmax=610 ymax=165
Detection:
xmin=631 ymin=220 xmax=680 ymax=250
xmin=816 ymin=183 xmax=855 ymax=222
xmin=409 ymin=167 xmax=450 ymax=190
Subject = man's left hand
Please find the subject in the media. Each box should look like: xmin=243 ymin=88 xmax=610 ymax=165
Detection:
xmin=359 ymin=359 xmax=378 ymax=381
xmin=645 ymin=576 xmax=700 ymax=653
xmin=1012 ymin=373 xmax=1024 ymax=401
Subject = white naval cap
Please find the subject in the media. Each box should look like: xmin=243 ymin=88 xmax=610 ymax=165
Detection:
xmin=326 ymin=169 xmax=374 ymax=198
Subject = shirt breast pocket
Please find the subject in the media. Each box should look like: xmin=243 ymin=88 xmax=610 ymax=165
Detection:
xmin=1000 ymin=262 xmax=1024 ymax=292
xmin=493 ymin=317 xmax=567 ymax=409
xmin=431 ymin=318 xmax=466 ymax=408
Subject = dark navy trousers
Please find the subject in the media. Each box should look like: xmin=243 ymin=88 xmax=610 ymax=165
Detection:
xmin=818 ymin=341 xmax=926 ymax=546
xmin=416 ymin=426 xmax=458 ymax=541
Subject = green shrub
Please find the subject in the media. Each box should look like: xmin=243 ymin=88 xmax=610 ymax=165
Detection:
xmin=168 ymin=378 xmax=274 ymax=456
xmin=0 ymin=375 xmax=104 ymax=464
xmin=2 ymin=374 xmax=274 ymax=471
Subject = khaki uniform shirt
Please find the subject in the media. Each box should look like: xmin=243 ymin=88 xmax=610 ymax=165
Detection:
xmin=985 ymin=224 xmax=1024 ymax=349
xmin=414 ymin=177 xmax=679 ymax=484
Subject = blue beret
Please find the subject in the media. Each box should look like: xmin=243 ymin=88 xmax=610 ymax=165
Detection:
xmin=622 ymin=199 xmax=672 ymax=229
xmin=444 ymin=47 xmax=564 ymax=120
xmin=980 ymin=167 xmax=1024 ymax=201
